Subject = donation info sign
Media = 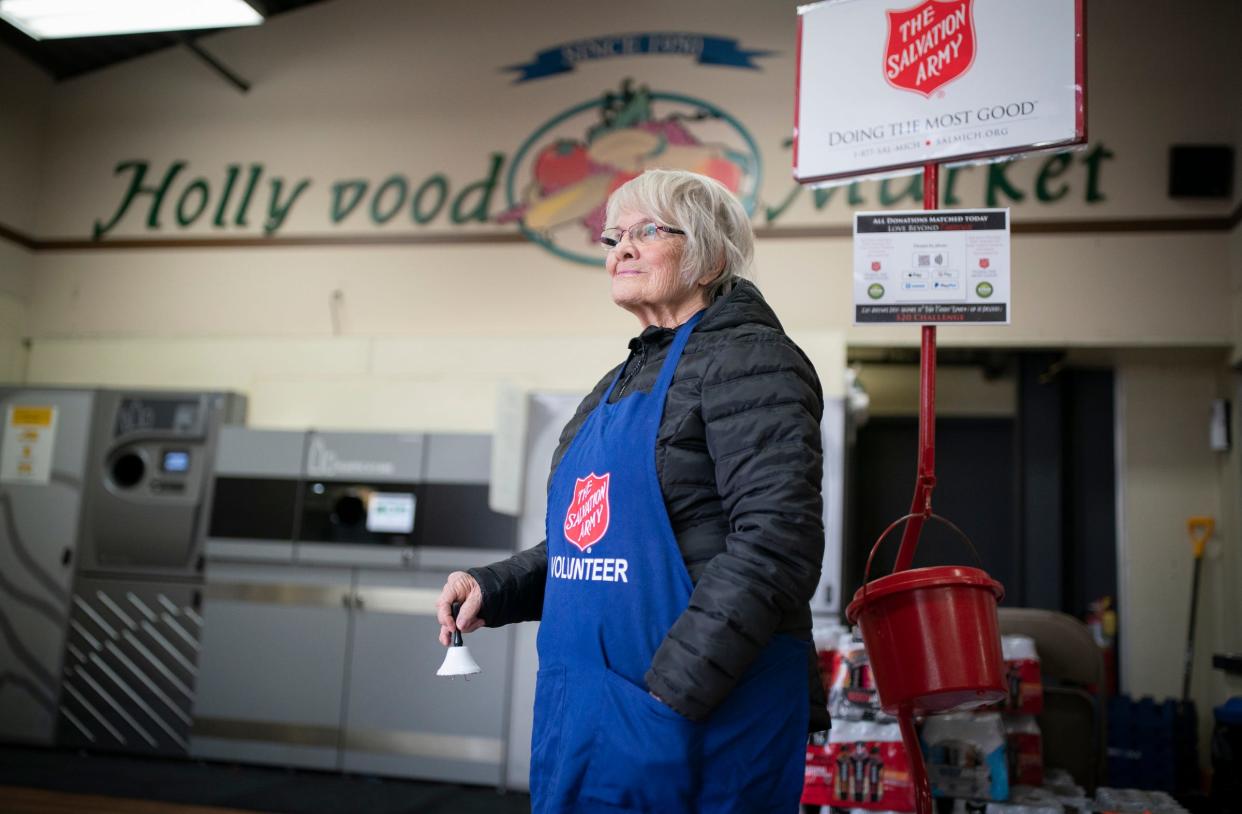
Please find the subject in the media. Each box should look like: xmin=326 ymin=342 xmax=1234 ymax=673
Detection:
xmin=852 ymin=209 xmax=1010 ymax=324
xmin=795 ymin=0 xmax=1085 ymax=183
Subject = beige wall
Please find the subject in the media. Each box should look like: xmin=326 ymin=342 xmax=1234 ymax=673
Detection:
xmin=3 ymin=0 xmax=1233 ymax=413
xmin=4 ymin=1 xmax=1235 ymax=329
xmin=1216 ymin=340 xmax=1242 ymax=712
xmin=0 ymin=43 xmax=49 ymax=233
xmin=22 ymin=0 xmax=1236 ymax=238
xmin=0 ymin=239 xmax=32 ymax=382
xmin=0 ymin=248 xmax=30 ymax=382
xmin=0 ymin=43 xmax=45 ymax=381
xmin=1115 ymin=350 xmax=1239 ymax=759
xmin=0 ymin=270 xmax=28 ymax=382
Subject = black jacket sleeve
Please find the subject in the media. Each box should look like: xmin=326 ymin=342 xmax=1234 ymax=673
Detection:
xmin=468 ymin=541 xmax=548 ymax=626
xmin=645 ymin=332 xmax=825 ymax=720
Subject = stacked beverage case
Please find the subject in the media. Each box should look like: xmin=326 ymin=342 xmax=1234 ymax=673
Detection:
xmin=803 ymin=627 xmax=1197 ymax=814
xmin=804 ymin=624 xmax=1046 ymax=811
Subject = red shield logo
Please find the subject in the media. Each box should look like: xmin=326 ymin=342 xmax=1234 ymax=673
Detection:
xmin=979 ymin=257 xmax=990 ymax=269
xmin=871 ymin=261 xmax=882 ymax=271
xmin=884 ymin=0 xmax=976 ymax=97
xmin=563 ymin=472 xmax=610 ymax=551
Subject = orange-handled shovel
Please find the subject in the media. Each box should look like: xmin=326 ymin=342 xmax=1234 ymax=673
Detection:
xmin=1182 ymin=516 xmax=1214 ymax=702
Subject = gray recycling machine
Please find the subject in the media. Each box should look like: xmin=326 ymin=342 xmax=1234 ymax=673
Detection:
xmin=0 ymin=388 xmax=245 ymax=754
xmin=190 ymin=428 xmax=518 ymax=786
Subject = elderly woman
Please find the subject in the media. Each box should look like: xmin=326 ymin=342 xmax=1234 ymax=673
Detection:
xmin=437 ymin=169 xmax=827 ymax=813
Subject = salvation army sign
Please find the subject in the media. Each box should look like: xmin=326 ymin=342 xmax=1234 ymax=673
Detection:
xmin=795 ymin=0 xmax=1084 ymax=183
xmin=883 ymin=0 xmax=975 ymax=96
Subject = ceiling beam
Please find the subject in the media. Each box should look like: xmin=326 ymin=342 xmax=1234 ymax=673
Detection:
xmin=181 ymin=35 xmax=250 ymax=93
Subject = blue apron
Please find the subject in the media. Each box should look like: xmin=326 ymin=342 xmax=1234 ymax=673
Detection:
xmin=532 ymin=311 xmax=809 ymax=813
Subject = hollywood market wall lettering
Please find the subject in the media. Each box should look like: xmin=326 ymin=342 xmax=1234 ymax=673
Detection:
xmin=504 ymin=33 xmax=775 ymax=82
xmin=90 ymin=146 xmax=1115 ymax=249
xmin=92 ymin=155 xmax=505 ymax=238
xmin=763 ymin=142 xmax=1115 ymax=221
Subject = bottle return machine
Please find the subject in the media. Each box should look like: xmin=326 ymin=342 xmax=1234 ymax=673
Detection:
xmin=0 ymin=388 xmax=246 ymax=754
xmin=190 ymin=429 xmax=519 ymax=787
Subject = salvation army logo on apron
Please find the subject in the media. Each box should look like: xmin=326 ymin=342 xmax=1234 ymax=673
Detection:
xmin=563 ymin=472 xmax=610 ymax=551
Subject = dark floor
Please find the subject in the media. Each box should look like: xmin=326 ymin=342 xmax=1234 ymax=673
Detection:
xmin=0 ymin=746 xmax=532 ymax=814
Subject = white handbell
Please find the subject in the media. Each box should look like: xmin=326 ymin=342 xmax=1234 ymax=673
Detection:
xmin=437 ymin=644 xmax=482 ymax=677
xmin=437 ymin=601 xmax=482 ymax=678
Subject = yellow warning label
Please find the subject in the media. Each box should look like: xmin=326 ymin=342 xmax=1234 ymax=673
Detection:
xmin=11 ymin=406 xmax=53 ymax=427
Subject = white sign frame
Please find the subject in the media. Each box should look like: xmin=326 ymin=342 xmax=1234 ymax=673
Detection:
xmin=795 ymin=0 xmax=1085 ymax=184
xmin=852 ymin=208 xmax=1011 ymax=324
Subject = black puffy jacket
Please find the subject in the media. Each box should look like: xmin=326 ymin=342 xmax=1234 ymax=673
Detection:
xmin=469 ymin=279 xmax=829 ymax=731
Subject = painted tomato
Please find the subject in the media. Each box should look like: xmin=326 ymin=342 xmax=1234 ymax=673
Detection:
xmin=533 ymin=139 xmax=592 ymax=194
xmin=699 ymin=156 xmax=743 ymax=192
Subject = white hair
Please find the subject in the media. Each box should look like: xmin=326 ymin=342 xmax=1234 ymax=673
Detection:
xmin=604 ymin=169 xmax=753 ymax=301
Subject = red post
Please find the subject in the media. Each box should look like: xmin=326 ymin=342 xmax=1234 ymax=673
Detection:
xmin=893 ymin=162 xmax=943 ymax=814
xmin=893 ymin=163 xmax=939 ymax=572
xmin=899 ymin=711 xmax=935 ymax=814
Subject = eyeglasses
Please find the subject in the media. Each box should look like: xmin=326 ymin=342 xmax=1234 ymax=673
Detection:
xmin=599 ymin=220 xmax=685 ymax=250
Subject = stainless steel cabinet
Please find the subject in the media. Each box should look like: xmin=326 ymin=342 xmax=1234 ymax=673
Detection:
xmin=341 ymin=567 xmax=513 ymax=785
xmin=191 ymin=564 xmax=352 ymax=770
xmin=191 ymin=560 xmax=514 ymax=786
